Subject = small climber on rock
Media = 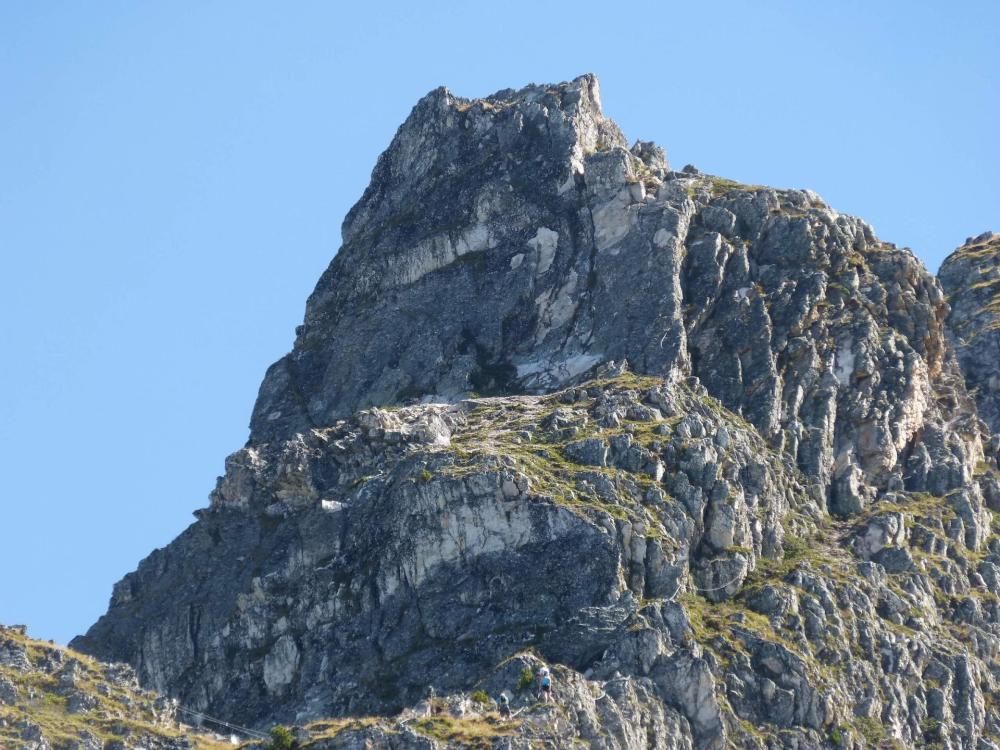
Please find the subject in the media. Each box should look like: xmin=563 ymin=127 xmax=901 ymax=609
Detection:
xmin=538 ymin=667 xmax=553 ymax=703
xmin=497 ymin=692 xmax=511 ymax=718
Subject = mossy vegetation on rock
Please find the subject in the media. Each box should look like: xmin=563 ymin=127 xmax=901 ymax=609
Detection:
xmin=0 ymin=624 xmax=231 ymax=749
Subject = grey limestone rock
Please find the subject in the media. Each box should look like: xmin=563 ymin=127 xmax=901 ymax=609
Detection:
xmin=0 ymin=675 xmax=17 ymax=705
xmin=940 ymin=232 xmax=1000 ymax=436
xmin=71 ymin=76 xmax=1000 ymax=750
xmin=0 ymin=624 xmax=222 ymax=749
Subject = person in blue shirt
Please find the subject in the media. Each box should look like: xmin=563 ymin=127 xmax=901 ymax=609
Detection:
xmin=538 ymin=667 xmax=553 ymax=703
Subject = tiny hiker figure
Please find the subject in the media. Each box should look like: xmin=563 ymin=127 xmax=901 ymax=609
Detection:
xmin=539 ymin=666 xmax=553 ymax=703
xmin=498 ymin=692 xmax=511 ymax=718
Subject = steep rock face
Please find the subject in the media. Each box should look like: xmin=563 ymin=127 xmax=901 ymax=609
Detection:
xmin=75 ymin=76 xmax=1000 ymax=750
xmin=940 ymin=231 xmax=1000 ymax=436
xmin=249 ymin=75 xmax=980 ymax=521
xmin=77 ymin=371 xmax=1000 ymax=749
xmin=76 ymin=375 xmax=812 ymax=739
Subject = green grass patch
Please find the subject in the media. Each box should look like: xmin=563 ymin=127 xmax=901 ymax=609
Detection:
xmin=412 ymin=715 xmax=519 ymax=748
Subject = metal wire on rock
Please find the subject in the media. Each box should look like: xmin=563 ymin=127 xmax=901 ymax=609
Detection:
xmin=175 ymin=704 xmax=269 ymax=741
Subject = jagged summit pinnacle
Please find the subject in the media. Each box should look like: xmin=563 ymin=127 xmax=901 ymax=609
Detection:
xmin=340 ymin=73 xmax=627 ymax=245
xmin=252 ymin=74 xmax=674 ymax=442
xmin=428 ymin=72 xmax=604 ymax=114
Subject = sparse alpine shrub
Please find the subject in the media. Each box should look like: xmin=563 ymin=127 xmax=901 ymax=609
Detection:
xmin=269 ymin=725 xmax=297 ymax=750
xmin=516 ymin=667 xmax=533 ymax=691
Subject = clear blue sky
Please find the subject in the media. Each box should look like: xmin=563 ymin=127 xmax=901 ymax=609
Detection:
xmin=1 ymin=1 xmax=996 ymax=644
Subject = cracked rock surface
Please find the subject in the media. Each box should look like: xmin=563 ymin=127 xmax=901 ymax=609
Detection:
xmin=73 ymin=76 xmax=1000 ymax=749
xmin=940 ymin=231 xmax=1000 ymax=437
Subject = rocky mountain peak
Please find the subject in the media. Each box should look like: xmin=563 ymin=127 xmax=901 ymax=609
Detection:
xmin=251 ymin=74 xmax=669 ymax=443
xmin=73 ymin=77 xmax=1000 ymax=750
xmin=248 ymin=75 xmax=984 ymax=518
xmin=340 ymin=73 xmax=624 ymax=247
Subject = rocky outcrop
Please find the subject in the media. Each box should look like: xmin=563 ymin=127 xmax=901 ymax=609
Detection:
xmin=75 ymin=371 xmax=1000 ymax=749
xmin=247 ymin=74 xmax=983 ymax=523
xmin=76 ymin=375 xmax=806 ymax=740
xmin=940 ymin=231 xmax=1000 ymax=436
xmin=74 ymin=75 xmax=1000 ymax=749
xmin=0 ymin=624 xmax=228 ymax=749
